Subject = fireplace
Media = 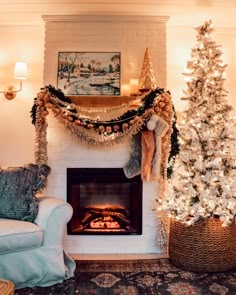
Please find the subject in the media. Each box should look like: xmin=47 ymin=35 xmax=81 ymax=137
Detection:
xmin=67 ymin=168 xmax=142 ymax=235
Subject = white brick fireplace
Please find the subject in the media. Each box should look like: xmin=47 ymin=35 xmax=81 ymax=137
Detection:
xmin=42 ymin=14 xmax=168 ymax=255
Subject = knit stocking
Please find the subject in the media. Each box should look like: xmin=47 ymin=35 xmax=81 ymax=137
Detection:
xmin=151 ymin=116 xmax=169 ymax=178
xmin=141 ymin=130 xmax=155 ymax=181
xmin=123 ymin=133 xmax=142 ymax=178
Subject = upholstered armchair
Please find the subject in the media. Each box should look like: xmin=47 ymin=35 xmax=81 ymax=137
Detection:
xmin=0 ymin=164 xmax=75 ymax=289
xmin=0 ymin=195 xmax=76 ymax=289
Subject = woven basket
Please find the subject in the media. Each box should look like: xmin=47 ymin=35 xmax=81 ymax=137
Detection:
xmin=0 ymin=279 xmax=14 ymax=295
xmin=169 ymin=217 xmax=236 ymax=272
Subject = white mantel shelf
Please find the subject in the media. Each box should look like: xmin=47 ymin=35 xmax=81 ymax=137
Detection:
xmin=42 ymin=14 xmax=170 ymax=23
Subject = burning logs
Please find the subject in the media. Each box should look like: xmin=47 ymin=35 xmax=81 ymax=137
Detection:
xmin=80 ymin=206 xmax=130 ymax=231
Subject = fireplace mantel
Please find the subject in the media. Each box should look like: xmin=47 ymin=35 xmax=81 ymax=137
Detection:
xmin=42 ymin=15 xmax=169 ymax=24
xmin=68 ymin=95 xmax=139 ymax=107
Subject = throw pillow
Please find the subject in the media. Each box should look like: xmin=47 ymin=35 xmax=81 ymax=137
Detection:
xmin=0 ymin=163 xmax=51 ymax=222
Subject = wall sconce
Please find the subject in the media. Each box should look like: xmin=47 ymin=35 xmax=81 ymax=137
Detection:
xmin=0 ymin=62 xmax=28 ymax=100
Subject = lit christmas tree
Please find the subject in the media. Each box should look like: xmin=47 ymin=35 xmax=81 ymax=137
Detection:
xmin=156 ymin=20 xmax=236 ymax=227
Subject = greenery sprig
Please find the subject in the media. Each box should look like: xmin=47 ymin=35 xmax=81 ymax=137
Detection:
xmin=167 ymin=105 xmax=180 ymax=178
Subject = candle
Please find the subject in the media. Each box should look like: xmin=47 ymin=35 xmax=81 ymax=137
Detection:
xmin=129 ymin=78 xmax=139 ymax=95
xmin=121 ymin=83 xmax=131 ymax=96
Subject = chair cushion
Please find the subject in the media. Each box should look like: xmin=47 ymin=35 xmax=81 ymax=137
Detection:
xmin=0 ymin=163 xmax=51 ymax=222
xmin=0 ymin=219 xmax=43 ymax=254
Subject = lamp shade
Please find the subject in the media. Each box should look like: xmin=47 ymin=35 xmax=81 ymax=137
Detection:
xmin=14 ymin=62 xmax=28 ymax=80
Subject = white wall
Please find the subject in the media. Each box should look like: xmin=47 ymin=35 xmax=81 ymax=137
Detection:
xmin=0 ymin=27 xmax=44 ymax=166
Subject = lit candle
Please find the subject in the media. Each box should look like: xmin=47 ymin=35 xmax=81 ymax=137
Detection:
xmin=121 ymin=83 xmax=131 ymax=96
xmin=129 ymin=78 xmax=139 ymax=95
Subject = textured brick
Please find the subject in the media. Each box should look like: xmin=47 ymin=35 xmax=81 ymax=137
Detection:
xmin=43 ymin=15 xmax=167 ymax=255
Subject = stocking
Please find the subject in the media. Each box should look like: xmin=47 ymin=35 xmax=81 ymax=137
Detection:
xmin=141 ymin=130 xmax=155 ymax=181
xmin=123 ymin=133 xmax=142 ymax=178
xmin=151 ymin=116 xmax=169 ymax=178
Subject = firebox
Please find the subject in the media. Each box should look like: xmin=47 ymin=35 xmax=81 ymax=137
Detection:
xmin=67 ymin=168 xmax=142 ymax=235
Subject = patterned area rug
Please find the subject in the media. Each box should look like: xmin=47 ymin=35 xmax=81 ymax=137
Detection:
xmin=15 ymin=258 xmax=236 ymax=295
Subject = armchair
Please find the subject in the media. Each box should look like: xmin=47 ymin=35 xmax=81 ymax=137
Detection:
xmin=0 ymin=195 xmax=76 ymax=289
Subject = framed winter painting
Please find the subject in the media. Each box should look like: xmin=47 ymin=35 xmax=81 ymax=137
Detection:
xmin=57 ymin=51 xmax=121 ymax=96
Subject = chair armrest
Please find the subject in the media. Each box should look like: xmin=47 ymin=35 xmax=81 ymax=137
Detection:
xmin=34 ymin=195 xmax=73 ymax=246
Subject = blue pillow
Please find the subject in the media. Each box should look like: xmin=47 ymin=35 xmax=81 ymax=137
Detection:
xmin=0 ymin=163 xmax=51 ymax=222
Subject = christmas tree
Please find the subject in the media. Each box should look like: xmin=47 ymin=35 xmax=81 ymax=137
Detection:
xmin=138 ymin=48 xmax=157 ymax=92
xmin=156 ymin=20 xmax=236 ymax=227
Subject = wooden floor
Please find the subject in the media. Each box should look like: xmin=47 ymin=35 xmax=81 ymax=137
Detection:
xmin=71 ymin=253 xmax=169 ymax=260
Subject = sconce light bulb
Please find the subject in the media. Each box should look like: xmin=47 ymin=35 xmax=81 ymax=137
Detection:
xmin=14 ymin=62 xmax=28 ymax=80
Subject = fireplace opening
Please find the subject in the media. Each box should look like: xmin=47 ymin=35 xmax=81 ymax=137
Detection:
xmin=67 ymin=168 xmax=142 ymax=235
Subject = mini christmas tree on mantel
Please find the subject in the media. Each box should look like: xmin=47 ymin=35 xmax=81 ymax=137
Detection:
xmin=156 ymin=19 xmax=236 ymax=272
xmin=138 ymin=48 xmax=157 ymax=93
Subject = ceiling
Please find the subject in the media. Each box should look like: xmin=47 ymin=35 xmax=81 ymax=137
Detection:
xmin=1 ymin=0 xmax=236 ymax=28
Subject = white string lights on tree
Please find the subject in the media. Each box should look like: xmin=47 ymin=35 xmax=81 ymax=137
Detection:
xmin=156 ymin=20 xmax=236 ymax=227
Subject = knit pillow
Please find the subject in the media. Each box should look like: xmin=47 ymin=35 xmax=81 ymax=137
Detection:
xmin=0 ymin=163 xmax=51 ymax=222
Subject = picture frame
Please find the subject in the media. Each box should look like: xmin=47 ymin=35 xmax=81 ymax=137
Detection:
xmin=57 ymin=51 xmax=121 ymax=96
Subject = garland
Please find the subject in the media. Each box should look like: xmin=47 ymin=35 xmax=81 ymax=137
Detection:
xmin=31 ymin=85 xmax=165 ymax=132
xmin=31 ymin=85 xmax=178 ymax=172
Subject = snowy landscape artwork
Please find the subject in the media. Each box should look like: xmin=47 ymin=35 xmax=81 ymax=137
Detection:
xmin=57 ymin=52 xmax=121 ymax=96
